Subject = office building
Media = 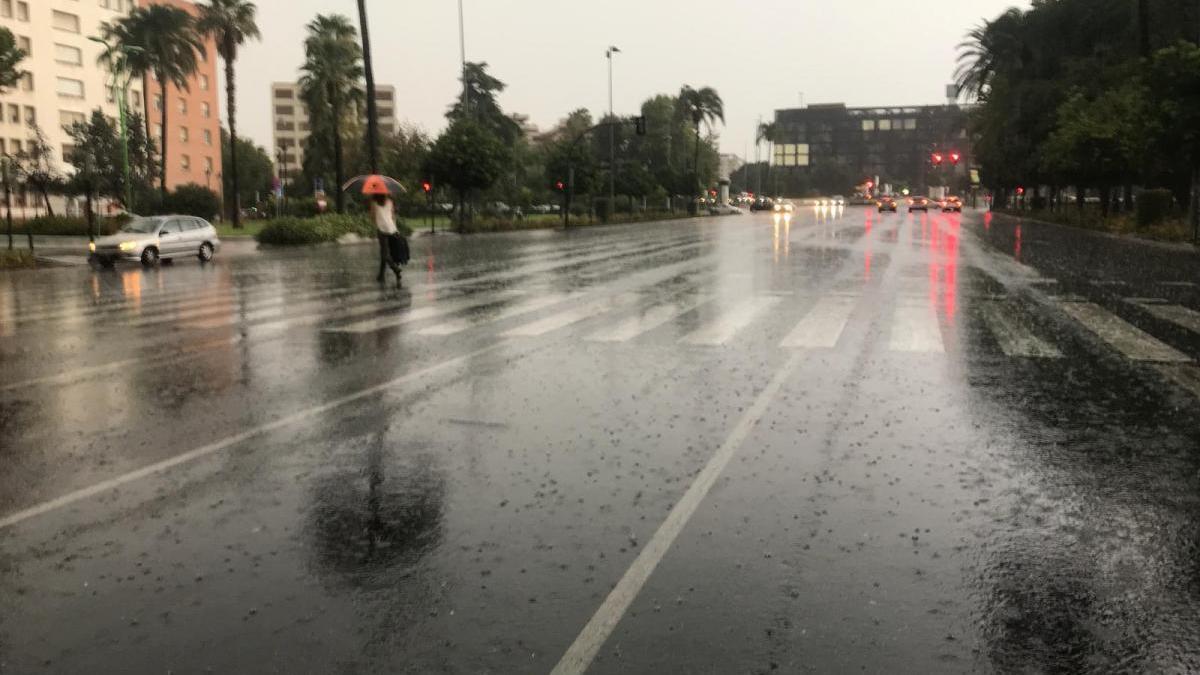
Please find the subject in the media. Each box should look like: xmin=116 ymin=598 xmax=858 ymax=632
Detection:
xmin=0 ymin=0 xmax=140 ymax=215
xmin=271 ymin=81 xmax=396 ymax=175
xmin=144 ymin=0 xmax=222 ymax=196
xmin=769 ymin=103 xmax=971 ymax=194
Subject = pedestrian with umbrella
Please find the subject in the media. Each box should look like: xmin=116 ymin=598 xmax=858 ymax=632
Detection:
xmin=344 ymin=174 xmax=409 ymax=285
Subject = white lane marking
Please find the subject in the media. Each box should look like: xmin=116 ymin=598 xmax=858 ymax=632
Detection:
xmin=1134 ymin=301 xmax=1200 ymax=335
xmin=679 ymin=296 xmax=781 ymax=346
xmin=1156 ymin=364 xmax=1200 ymax=400
xmin=0 ymin=342 xmax=510 ymax=531
xmin=780 ymin=295 xmax=858 ymax=349
xmin=417 ymin=294 xmax=578 ymax=336
xmin=584 ymin=296 xmax=709 ymax=343
xmin=887 ymin=301 xmax=945 ymax=353
xmin=324 ymin=291 xmax=524 ymax=335
xmin=1058 ymin=301 xmax=1191 ymax=363
xmin=500 ymin=293 xmax=641 ymax=338
xmin=550 ymin=353 xmax=802 ymax=675
xmin=131 ymin=286 xmax=356 ymax=328
xmin=979 ymin=302 xmax=1063 ymax=359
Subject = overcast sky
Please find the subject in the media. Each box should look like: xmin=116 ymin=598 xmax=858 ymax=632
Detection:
xmin=234 ymin=0 xmax=1029 ymax=159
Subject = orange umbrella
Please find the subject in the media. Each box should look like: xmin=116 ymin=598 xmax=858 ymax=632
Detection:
xmin=342 ymin=174 xmax=407 ymax=197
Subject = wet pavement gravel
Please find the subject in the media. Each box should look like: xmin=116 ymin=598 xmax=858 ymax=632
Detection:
xmin=2 ymin=207 xmax=1199 ymax=673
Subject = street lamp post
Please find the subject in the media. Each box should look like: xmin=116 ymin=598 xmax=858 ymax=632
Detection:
xmin=606 ymin=46 xmax=619 ymax=221
xmin=90 ymin=37 xmax=142 ymax=215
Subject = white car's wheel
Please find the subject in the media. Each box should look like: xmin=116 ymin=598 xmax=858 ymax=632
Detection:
xmin=198 ymin=242 xmax=214 ymax=262
xmin=140 ymin=247 xmax=159 ymax=267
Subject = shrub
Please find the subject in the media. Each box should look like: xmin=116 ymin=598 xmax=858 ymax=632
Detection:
xmin=21 ymin=215 xmax=122 ymax=236
xmin=163 ymin=183 xmax=221 ymax=220
xmin=1136 ymin=189 xmax=1174 ymax=228
xmin=255 ymin=214 xmax=410 ymax=246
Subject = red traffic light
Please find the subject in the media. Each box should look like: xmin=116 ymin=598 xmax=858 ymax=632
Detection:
xmin=709 ymin=190 xmax=717 ymax=197
xmin=421 ymin=181 xmax=432 ymax=193
xmin=555 ymin=180 xmax=565 ymax=191
xmin=931 ymin=153 xmax=944 ymax=166
xmin=949 ymin=152 xmax=961 ymax=165
xmin=865 ymin=181 xmax=874 ymax=189
xmin=1016 ymin=186 xmax=1025 ymax=196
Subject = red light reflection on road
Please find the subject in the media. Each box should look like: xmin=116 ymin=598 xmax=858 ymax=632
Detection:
xmin=1015 ymin=224 xmax=1022 ymax=262
xmin=928 ymin=216 xmax=960 ymax=320
xmin=863 ymin=209 xmax=873 ymax=280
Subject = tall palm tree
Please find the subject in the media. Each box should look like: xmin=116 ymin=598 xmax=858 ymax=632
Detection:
xmin=102 ymin=5 xmax=203 ymax=197
xmin=197 ymin=0 xmax=259 ymax=229
xmin=955 ymin=8 xmax=1027 ymax=101
xmin=756 ymin=121 xmax=777 ymax=196
xmin=299 ymin=14 xmax=362 ymax=213
xmin=679 ymin=85 xmax=725 ymax=197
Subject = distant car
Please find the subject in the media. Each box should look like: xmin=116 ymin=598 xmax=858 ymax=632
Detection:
xmin=773 ymin=200 xmax=795 ymax=213
xmin=750 ymin=197 xmax=775 ymax=212
xmin=877 ymin=197 xmax=898 ymax=213
xmin=942 ymin=196 xmax=963 ymax=212
xmin=908 ymin=196 xmax=930 ymax=211
xmin=89 ymin=215 xmax=220 ymax=268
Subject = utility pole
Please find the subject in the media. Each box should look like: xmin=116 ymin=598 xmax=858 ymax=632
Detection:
xmin=458 ymin=0 xmax=468 ymax=111
xmin=3 ymin=157 xmax=12 ymax=251
xmin=606 ymin=46 xmax=620 ymax=221
xmin=356 ymin=0 xmax=379 ymax=174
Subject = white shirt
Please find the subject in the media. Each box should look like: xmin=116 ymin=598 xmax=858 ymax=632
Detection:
xmin=371 ymin=200 xmax=397 ymax=234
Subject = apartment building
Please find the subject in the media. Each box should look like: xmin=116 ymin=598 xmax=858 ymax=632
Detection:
xmin=271 ymin=81 xmax=396 ymax=176
xmin=0 ymin=0 xmax=141 ymax=215
xmin=144 ymin=0 xmax=221 ymax=196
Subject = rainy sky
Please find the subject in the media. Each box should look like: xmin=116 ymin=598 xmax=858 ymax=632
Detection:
xmin=236 ymin=0 xmax=1030 ymax=157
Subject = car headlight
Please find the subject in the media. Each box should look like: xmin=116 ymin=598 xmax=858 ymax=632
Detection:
xmin=119 ymin=241 xmax=137 ymax=251
xmin=88 ymin=242 xmax=96 ymax=252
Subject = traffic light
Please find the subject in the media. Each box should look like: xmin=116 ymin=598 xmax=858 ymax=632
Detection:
xmin=1016 ymin=186 xmax=1025 ymax=196
xmin=634 ymin=116 xmax=647 ymax=136
xmin=865 ymin=181 xmax=874 ymax=189
xmin=555 ymin=180 xmax=565 ymax=191
xmin=931 ymin=153 xmax=944 ymax=166
xmin=421 ymin=180 xmax=432 ymax=193
xmin=949 ymin=152 xmax=961 ymax=166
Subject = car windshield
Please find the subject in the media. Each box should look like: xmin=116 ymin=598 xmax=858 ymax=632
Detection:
xmin=120 ymin=217 xmax=165 ymax=234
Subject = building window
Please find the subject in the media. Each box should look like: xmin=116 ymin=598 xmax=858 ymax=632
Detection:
xmin=62 ymin=143 xmax=77 ymax=161
xmin=19 ymin=72 xmax=32 ymax=91
xmin=7 ymin=104 xmax=18 ymax=124
xmin=154 ymin=123 xmax=162 ymax=140
xmin=903 ymin=118 xmax=917 ymax=130
xmin=180 ymin=126 xmax=189 ymax=143
xmin=274 ymin=88 xmax=293 ymax=99
xmin=16 ymin=36 xmax=30 ymax=55
xmin=275 ymin=105 xmax=294 ymax=116
xmin=154 ymin=94 xmax=162 ymax=111
xmin=56 ymin=77 xmax=85 ymax=98
xmin=52 ymin=11 xmax=81 ymax=33
xmin=178 ymin=98 xmax=187 ymax=115
xmin=378 ymin=107 xmax=394 ymax=118
xmin=55 ymin=44 xmax=83 ymax=66
xmin=201 ymin=102 xmax=210 ymax=118
xmin=861 ymin=119 xmax=875 ymax=132
xmin=204 ymin=156 xmax=213 ymax=173
xmin=203 ymin=129 xmax=212 ymax=146
xmin=181 ymin=154 xmax=191 ymax=171
xmin=100 ymin=0 xmax=110 ymax=8
xmin=878 ymin=119 xmax=892 ymax=131
xmin=131 ymin=91 xmax=142 ymax=109
xmin=16 ymin=1 xmax=28 ymax=22
xmin=0 ymin=1 xmax=12 ymax=19
xmin=199 ymin=74 xmax=209 ymax=90
xmin=275 ymin=120 xmax=294 ymax=131
xmin=22 ymin=106 xmax=34 ymax=125
xmin=773 ymin=143 xmax=810 ymax=167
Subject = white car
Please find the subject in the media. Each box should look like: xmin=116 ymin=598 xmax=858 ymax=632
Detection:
xmin=89 ymin=215 xmax=220 ymax=267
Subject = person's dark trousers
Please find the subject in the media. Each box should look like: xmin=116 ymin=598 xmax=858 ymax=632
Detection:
xmin=377 ymin=232 xmax=401 ymax=282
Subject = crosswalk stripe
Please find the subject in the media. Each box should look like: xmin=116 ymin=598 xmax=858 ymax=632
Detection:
xmin=1134 ymin=301 xmax=1200 ymax=335
xmin=417 ymin=293 xmax=578 ymax=336
xmin=1058 ymin=301 xmax=1190 ymax=363
xmin=323 ymin=291 xmax=524 ymax=335
xmin=780 ymin=295 xmax=858 ymax=349
xmin=979 ymin=302 xmax=1062 ymax=358
xmin=888 ymin=301 xmax=944 ymax=353
xmin=680 ymin=296 xmax=781 ymax=346
xmin=585 ymin=296 xmax=709 ymax=343
xmin=501 ymin=293 xmax=641 ymax=338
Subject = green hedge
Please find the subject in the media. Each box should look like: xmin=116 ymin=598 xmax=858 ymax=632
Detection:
xmin=21 ymin=215 xmax=125 ymax=236
xmin=1136 ymin=189 xmax=1174 ymax=228
xmin=255 ymin=214 xmax=411 ymax=246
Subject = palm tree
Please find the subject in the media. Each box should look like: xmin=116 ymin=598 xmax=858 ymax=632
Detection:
xmin=354 ymin=0 xmax=379 ymax=174
xmin=955 ymin=8 xmax=1027 ymax=101
xmin=299 ymin=14 xmax=362 ymax=213
xmin=678 ymin=85 xmax=724 ymax=199
xmin=102 ymin=5 xmax=203 ymax=197
xmin=756 ymin=121 xmax=777 ymax=196
xmin=197 ymin=0 xmax=259 ymax=229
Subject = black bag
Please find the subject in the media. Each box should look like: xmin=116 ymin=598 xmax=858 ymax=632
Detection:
xmin=387 ymin=233 xmax=410 ymax=265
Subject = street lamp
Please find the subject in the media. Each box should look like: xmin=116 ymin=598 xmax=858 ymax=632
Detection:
xmin=89 ymin=36 xmax=143 ymax=215
xmin=606 ymin=45 xmax=620 ymax=220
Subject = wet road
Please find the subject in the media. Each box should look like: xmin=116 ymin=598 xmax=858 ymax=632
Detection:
xmin=2 ymin=207 xmax=1200 ymax=673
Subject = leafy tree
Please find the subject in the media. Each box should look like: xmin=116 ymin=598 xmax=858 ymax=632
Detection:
xmin=197 ymin=0 xmax=260 ymax=228
xmin=65 ymin=111 xmax=122 ymax=238
xmin=0 ymin=27 xmax=25 ymax=91
xmin=425 ymin=118 xmax=509 ymax=229
xmin=1144 ymin=42 xmax=1200 ymax=214
xmin=221 ymin=129 xmax=273 ymax=213
xmin=102 ymin=5 xmax=204 ymax=196
xmin=299 ymin=14 xmax=363 ymax=213
xmin=678 ymin=86 xmax=724 ymax=196
xmin=14 ymin=126 xmax=61 ymax=217
xmin=164 ymin=183 xmax=221 ymax=219
xmin=447 ymin=62 xmax=521 ymax=145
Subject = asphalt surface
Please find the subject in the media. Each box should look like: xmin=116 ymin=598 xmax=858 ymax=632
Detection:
xmin=2 ymin=206 xmax=1199 ymax=674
